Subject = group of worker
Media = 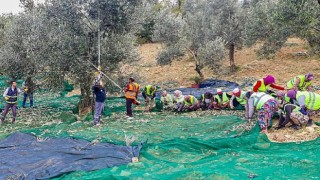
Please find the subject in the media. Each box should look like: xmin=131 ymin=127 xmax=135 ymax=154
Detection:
xmin=123 ymin=73 xmax=318 ymax=134
xmin=0 ymin=78 xmax=35 ymax=124
xmin=2 ymin=73 xmax=316 ymax=134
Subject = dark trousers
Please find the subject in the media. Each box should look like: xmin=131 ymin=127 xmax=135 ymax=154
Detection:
xmin=1 ymin=103 xmax=17 ymax=122
xmin=22 ymin=93 xmax=34 ymax=107
xmin=126 ymin=98 xmax=133 ymax=117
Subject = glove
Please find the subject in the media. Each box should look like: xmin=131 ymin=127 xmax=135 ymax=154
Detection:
xmin=4 ymin=97 xmax=9 ymax=101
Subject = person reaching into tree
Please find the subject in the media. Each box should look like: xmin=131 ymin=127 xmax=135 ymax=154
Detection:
xmin=92 ymin=80 xmax=106 ymax=126
xmin=22 ymin=77 xmax=36 ymax=108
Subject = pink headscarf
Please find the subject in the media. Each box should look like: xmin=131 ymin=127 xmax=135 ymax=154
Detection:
xmin=263 ymin=75 xmax=275 ymax=85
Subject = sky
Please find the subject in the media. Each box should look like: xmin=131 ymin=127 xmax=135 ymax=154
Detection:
xmin=0 ymin=0 xmax=23 ymax=14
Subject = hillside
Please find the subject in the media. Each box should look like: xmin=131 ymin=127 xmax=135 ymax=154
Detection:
xmin=133 ymin=38 xmax=320 ymax=88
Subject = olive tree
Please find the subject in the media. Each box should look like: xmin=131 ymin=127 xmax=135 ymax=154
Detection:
xmin=245 ymin=0 xmax=320 ymax=58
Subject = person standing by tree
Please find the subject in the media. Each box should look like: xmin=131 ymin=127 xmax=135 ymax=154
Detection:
xmin=1 ymin=80 xmax=22 ymax=124
xmin=22 ymin=77 xmax=35 ymax=108
xmin=92 ymin=80 xmax=107 ymax=126
xmin=124 ymin=78 xmax=140 ymax=119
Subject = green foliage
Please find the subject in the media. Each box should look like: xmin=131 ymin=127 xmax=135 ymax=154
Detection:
xmin=245 ymin=0 xmax=320 ymax=58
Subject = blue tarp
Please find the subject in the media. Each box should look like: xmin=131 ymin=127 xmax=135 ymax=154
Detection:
xmin=0 ymin=132 xmax=142 ymax=180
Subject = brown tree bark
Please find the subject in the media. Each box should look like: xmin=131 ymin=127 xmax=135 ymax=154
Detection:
xmin=195 ymin=64 xmax=205 ymax=81
xmin=187 ymin=48 xmax=205 ymax=81
xmin=78 ymin=71 xmax=94 ymax=115
xmin=229 ymin=42 xmax=236 ymax=73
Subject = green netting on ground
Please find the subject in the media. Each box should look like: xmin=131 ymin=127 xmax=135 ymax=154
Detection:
xmin=0 ymin=90 xmax=319 ymax=179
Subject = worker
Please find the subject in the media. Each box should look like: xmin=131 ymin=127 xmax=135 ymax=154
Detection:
xmin=214 ymin=89 xmax=232 ymax=109
xmin=178 ymin=95 xmax=198 ymax=112
xmin=230 ymin=88 xmax=249 ymax=110
xmin=1 ymin=80 xmax=22 ymax=124
xmin=287 ymin=73 xmax=313 ymax=91
xmin=124 ymin=77 xmax=140 ymax=119
xmin=253 ymin=75 xmax=284 ymax=94
xmin=142 ymin=85 xmax=157 ymax=112
xmin=160 ymin=90 xmax=174 ymax=110
xmin=286 ymin=90 xmax=320 ymax=126
xmin=247 ymin=92 xmax=278 ymax=134
xmin=276 ymin=104 xmax=309 ymax=130
xmin=22 ymin=77 xmax=35 ymax=108
xmin=197 ymin=92 xmax=219 ymax=110
xmin=92 ymin=80 xmax=107 ymax=126
xmin=173 ymin=90 xmax=184 ymax=110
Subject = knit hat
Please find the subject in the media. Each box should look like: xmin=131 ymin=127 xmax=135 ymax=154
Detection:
xmin=232 ymin=88 xmax=241 ymax=97
xmin=217 ymin=89 xmax=223 ymax=95
xmin=263 ymin=75 xmax=275 ymax=85
xmin=277 ymin=91 xmax=285 ymax=98
xmin=306 ymin=73 xmax=314 ymax=81
xmin=287 ymin=90 xmax=297 ymax=99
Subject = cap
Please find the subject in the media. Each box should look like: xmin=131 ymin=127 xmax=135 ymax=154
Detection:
xmin=232 ymin=88 xmax=241 ymax=97
xmin=217 ymin=89 xmax=223 ymax=95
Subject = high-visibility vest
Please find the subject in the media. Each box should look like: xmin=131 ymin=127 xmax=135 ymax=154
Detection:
xmin=145 ymin=85 xmax=156 ymax=96
xmin=282 ymin=104 xmax=300 ymax=115
xmin=125 ymin=83 xmax=139 ymax=99
xmin=6 ymin=87 xmax=18 ymax=104
xmin=253 ymin=79 xmax=270 ymax=92
xmin=296 ymin=91 xmax=320 ymax=110
xmin=287 ymin=75 xmax=312 ymax=91
xmin=161 ymin=94 xmax=173 ymax=105
xmin=184 ymin=96 xmax=198 ymax=106
xmin=215 ymin=92 xmax=229 ymax=104
xmin=236 ymin=91 xmax=247 ymax=105
xmin=251 ymin=92 xmax=274 ymax=110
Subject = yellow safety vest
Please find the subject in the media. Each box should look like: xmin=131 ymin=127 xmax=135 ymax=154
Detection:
xmin=236 ymin=91 xmax=247 ymax=105
xmin=296 ymin=91 xmax=320 ymax=110
xmin=253 ymin=79 xmax=270 ymax=92
xmin=251 ymin=92 xmax=274 ymax=110
xmin=215 ymin=93 xmax=230 ymax=104
xmin=287 ymin=75 xmax=312 ymax=91
xmin=184 ymin=96 xmax=198 ymax=106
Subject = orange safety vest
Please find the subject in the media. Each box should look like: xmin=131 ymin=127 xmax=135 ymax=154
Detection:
xmin=125 ymin=83 xmax=140 ymax=99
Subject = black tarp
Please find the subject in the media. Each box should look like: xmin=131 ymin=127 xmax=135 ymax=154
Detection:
xmin=153 ymin=79 xmax=240 ymax=98
xmin=0 ymin=132 xmax=142 ymax=180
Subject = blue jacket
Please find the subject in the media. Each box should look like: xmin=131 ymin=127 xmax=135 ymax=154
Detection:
xmin=92 ymin=86 xmax=107 ymax=103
